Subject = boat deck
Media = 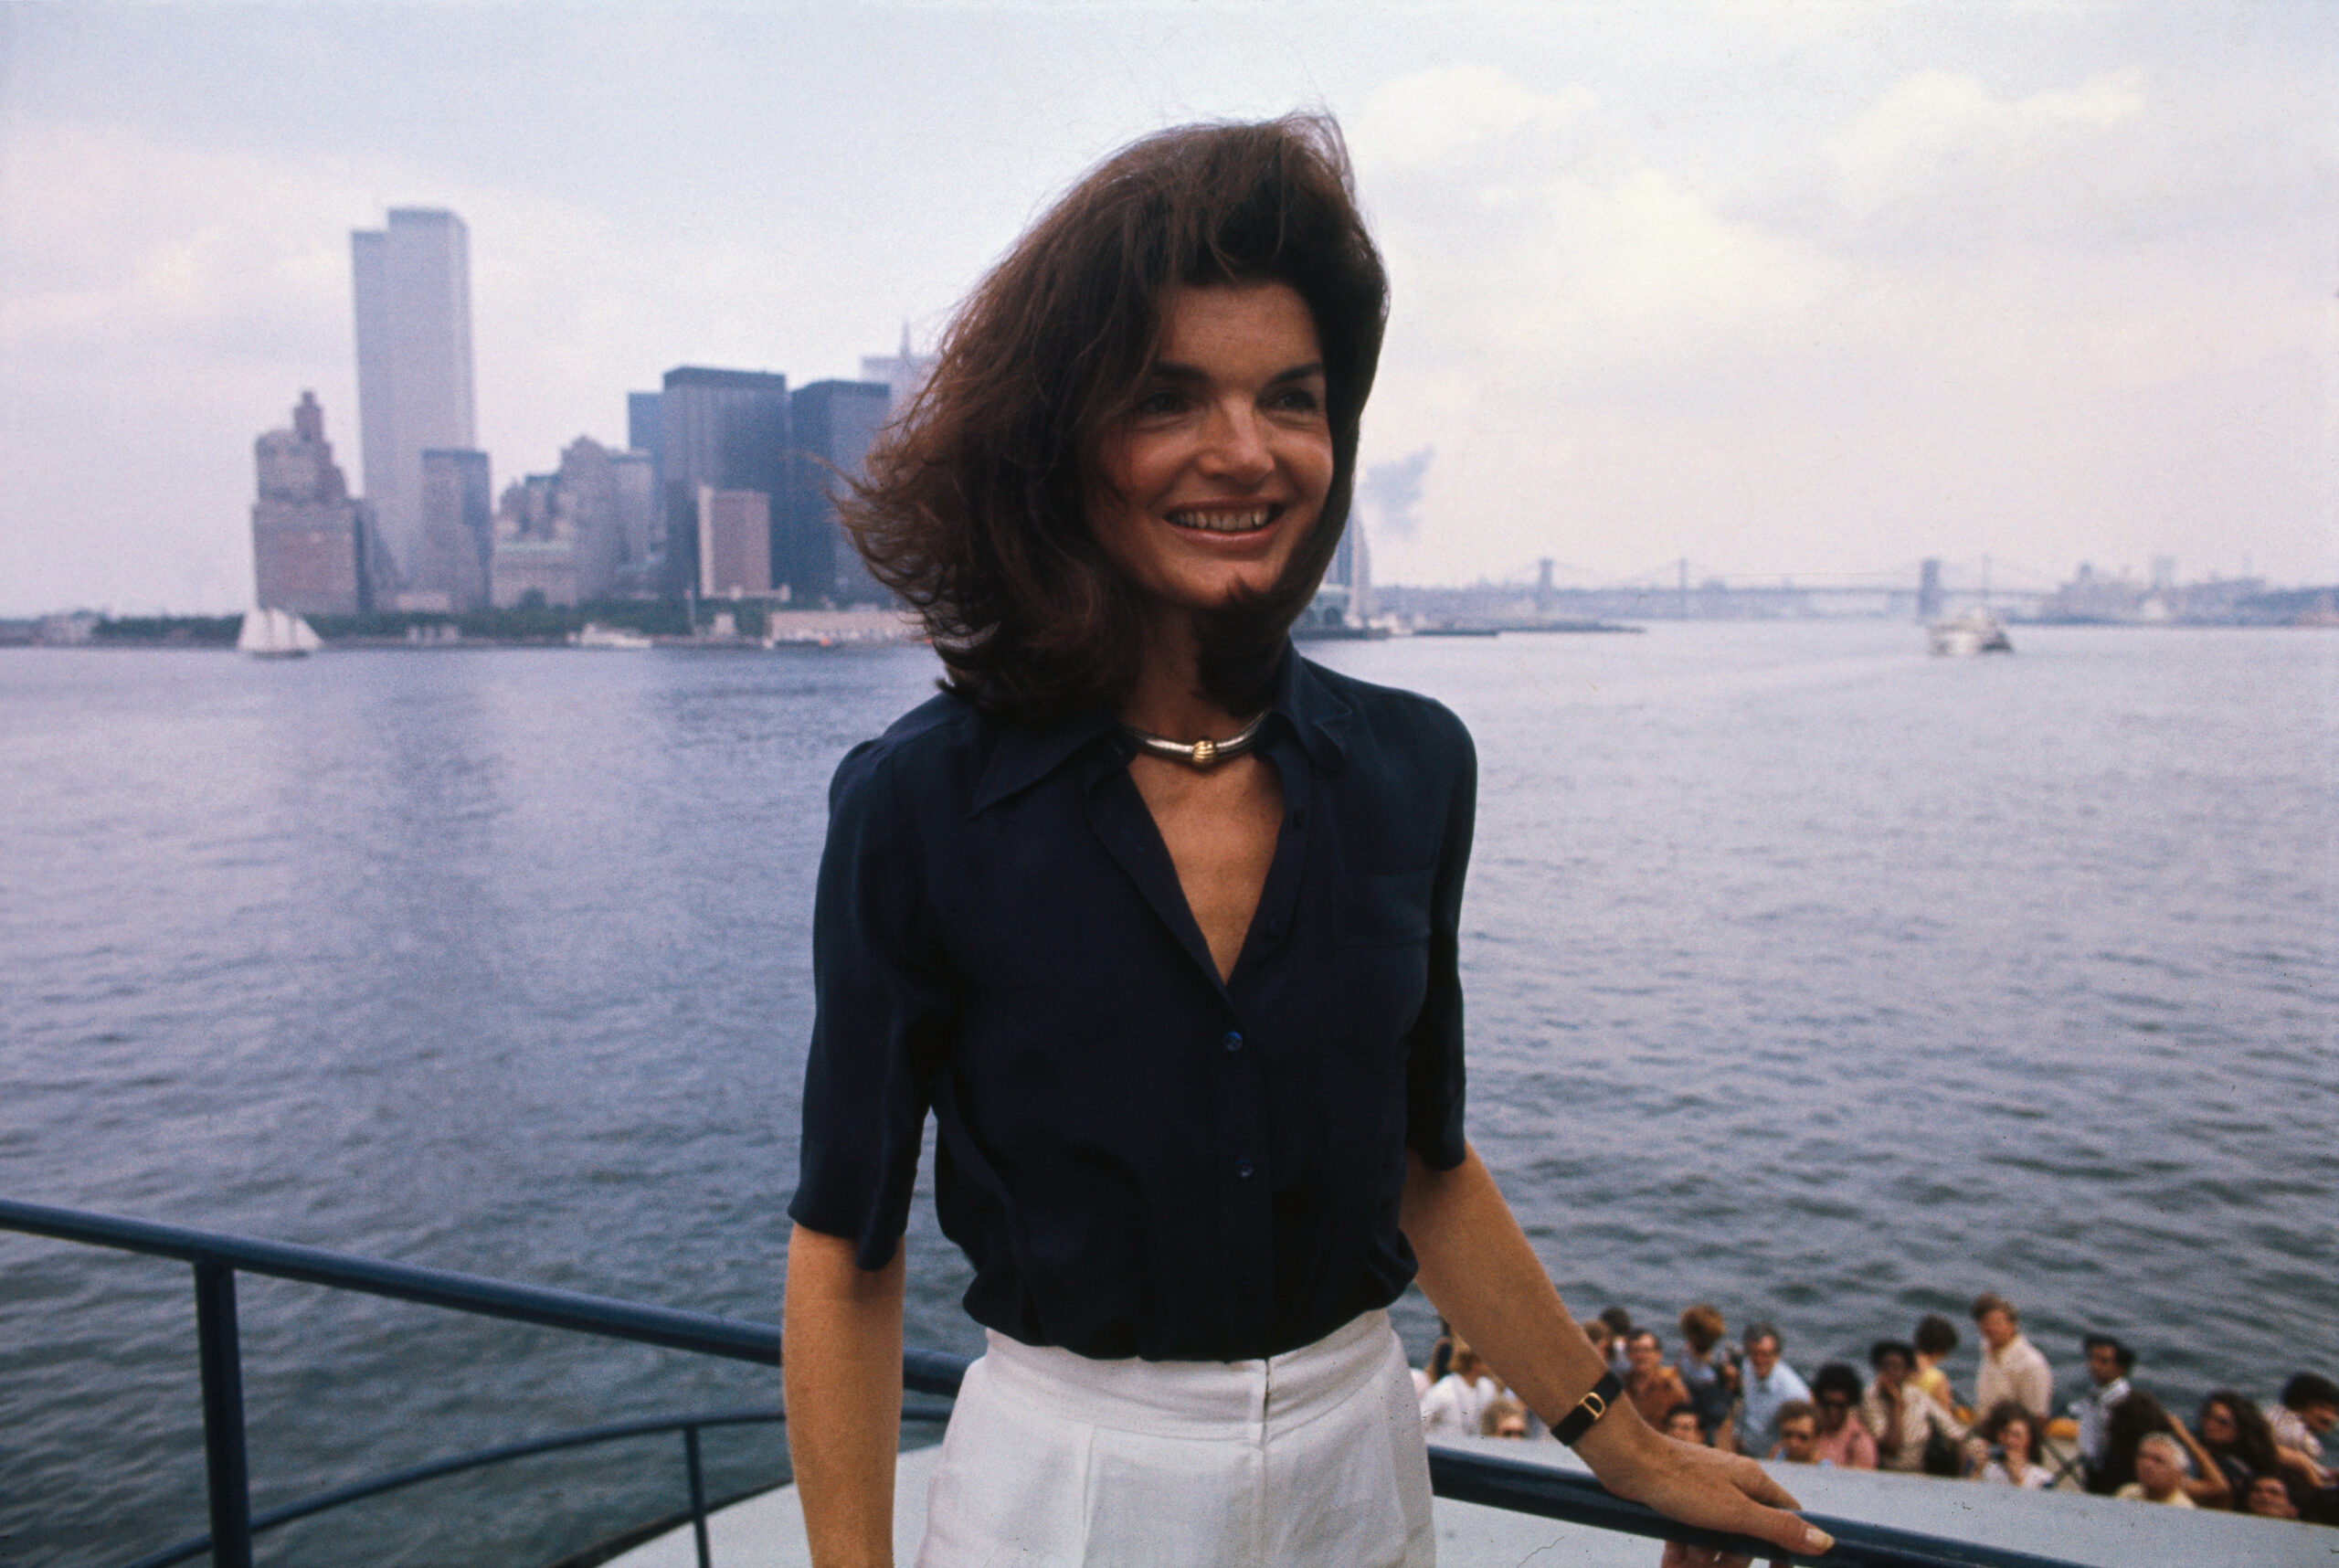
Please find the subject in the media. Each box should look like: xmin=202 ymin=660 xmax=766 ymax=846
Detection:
xmin=604 ymin=1436 xmax=2328 ymax=1568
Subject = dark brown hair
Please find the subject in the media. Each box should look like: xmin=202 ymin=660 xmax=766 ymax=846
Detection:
xmin=842 ymin=114 xmax=1389 ymax=722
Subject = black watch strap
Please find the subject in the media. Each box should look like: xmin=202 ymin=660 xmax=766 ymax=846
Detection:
xmin=1553 ymin=1368 xmax=1625 ymax=1446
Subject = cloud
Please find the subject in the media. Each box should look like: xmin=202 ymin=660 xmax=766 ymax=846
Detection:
xmin=1349 ymin=66 xmax=1594 ymax=174
xmin=1360 ymin=448 xmax=1434 ymax=540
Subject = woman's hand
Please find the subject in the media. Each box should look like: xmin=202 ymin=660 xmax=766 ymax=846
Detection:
xmin=1579 ymin=1411 xmax=1833 ymax=1567
xmin=1401 ymin=1148 xmax=1831 ymax=1565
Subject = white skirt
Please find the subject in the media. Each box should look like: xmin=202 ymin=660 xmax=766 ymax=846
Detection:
xmin=916 ymin=1309 xmax=1436 ymax=1567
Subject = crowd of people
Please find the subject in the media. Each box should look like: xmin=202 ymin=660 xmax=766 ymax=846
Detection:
xmin=1413 ymin=1292 xmax=2336 ymax=1529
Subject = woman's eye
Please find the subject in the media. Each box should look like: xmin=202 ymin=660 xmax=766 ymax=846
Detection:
xmin=1133 ymin=389 xmax=1185 ymax=417
xmin=1270 ymin=387 xmax=1325 ymax=414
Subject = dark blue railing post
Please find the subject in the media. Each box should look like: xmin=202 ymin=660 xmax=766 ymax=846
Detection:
xmin=192 ymin=1259 xmax=253 ymax=1568
xmin=683 ymin=1425 xmax=712 ymax=1568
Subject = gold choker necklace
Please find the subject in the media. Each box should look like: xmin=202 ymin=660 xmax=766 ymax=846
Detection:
xmin=1118 ymin=711 xmax=1269 ymax=768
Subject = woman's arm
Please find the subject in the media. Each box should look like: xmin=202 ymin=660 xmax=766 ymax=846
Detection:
xmin=2167 ymin=1421 xmax=2233 ymax=1510
xmin=1402 ymin=1147 xmax=1832 ymax=1562
xmin=784 ymin=1225 xmax=907 ymax=1568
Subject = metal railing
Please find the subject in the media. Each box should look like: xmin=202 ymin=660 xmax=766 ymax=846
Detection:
xmin=1 ymin=1198 xmax=2083 ymax=1568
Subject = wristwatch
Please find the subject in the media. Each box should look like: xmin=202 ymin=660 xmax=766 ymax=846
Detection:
xmin=1553 ymin=1369 xmax=1625 ymax=1446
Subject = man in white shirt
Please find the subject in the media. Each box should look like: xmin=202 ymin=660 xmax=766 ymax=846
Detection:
xmin=2071 ymin=1333 xmax=2134 ymax=1492
xmin=1735 ymin=1322 xmax=1813 ymax=1457
xmin=1970 ymin=1292 xmax=2053 ymax=1420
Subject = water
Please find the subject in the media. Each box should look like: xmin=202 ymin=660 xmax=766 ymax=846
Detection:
xmin=2 ymin=624 xmax=2333 ymax=1565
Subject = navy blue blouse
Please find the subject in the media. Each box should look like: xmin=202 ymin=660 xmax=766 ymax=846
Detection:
xmin=788 ymin=648 xmax=1476 ymax=1361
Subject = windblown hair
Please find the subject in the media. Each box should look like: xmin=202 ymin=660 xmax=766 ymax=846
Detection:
xmin=842 ymin=114 xmax=1389 ymax=722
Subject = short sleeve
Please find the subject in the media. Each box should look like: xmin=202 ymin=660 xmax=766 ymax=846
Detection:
xmin=1402 ymin=709 xmax=1476 ymax=1171
xmin=788 ymin=742 xmax=956 ymax=1270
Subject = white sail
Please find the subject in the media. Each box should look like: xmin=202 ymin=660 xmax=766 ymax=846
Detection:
xmin=238 ymin=608 xmax=319 ymax=658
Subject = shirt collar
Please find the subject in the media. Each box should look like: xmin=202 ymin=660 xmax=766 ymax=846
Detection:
xmin=968 ymin=642 xmax=1351 ymax=816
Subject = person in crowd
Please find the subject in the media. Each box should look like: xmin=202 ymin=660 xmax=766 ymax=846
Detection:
xmin=782 ymin=115 xmax=1825 ymax=1568
xmin=1735 ymin=1322 xmax=1812 ymax=1459
xmin=1910 ymin=1315 xmax=1960 ymax=1417
xmin=1415 ymin=1321 xmax=1454 ymax=1398
xmin=1480 ymin=1394 xmax=1531 ymax=1439
xmin=2071 ymin=1332 xmax=2134 ymax=1492
xmin=2114 ymin=1432 xmax=2196 ymax=1507
xmin=1862 ymin=1340 xmax=1966 ymax=1474
xmin=1599 ymin=1307 xmax=1636 ymax=1376
xmin=1970 ymin=1292 xmax=2052 ymax=1423
xmin=2243 ymin=1474 xmax=2302 ymax=1520
xmin=2266 ymin=1372 xmax=2338 ymax=1489
xmin=1677 ymin=1305 xmax=1742 ymax=1450
xmin=1773 ymin=1402 xmax=1822 ymax=1465
xmin=2195 ymin=1390 xmax=2286 ymax=1503
xmin=1808 ymin=1364 xmax=1879 ymax=1470
xmin=1625 ymin=1329 xmax=1692 ymax=1428
xmin=1421 ymin=1338 xmax=1501 ymax=1436
xmin=2101 ymin=1388 xmax=2179 ymax=1499
xmin=1584 ymin=1318 xmax=1614 ymax=1370
xmin=1665 ymin=1407 xmax=1709 ymax=1446
xmin=1968 ymin=1400 xmax=2051 ymax=1489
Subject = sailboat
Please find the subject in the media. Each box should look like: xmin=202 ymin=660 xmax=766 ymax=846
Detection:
xmin=237 ymin=608 xmax=323 ymax=659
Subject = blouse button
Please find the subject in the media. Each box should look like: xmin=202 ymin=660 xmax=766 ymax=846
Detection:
xmin=1266 ymin=917 xmax=1284 ymax=938
xmin=1222 ymin=1031 xmax=1244 ymax=1053
xmin=1235 ymin=1157 xmax=1254 ymax=1179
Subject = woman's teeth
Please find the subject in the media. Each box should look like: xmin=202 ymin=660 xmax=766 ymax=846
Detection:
xmin=1168 ymin=507 xmax=1274 ymax=534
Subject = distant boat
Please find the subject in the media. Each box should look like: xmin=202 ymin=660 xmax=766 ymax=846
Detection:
xmin=572 ymin=623 xmax=654 ymax=650
xmin=237 ymin=608 xmax=323 ymax=659
xmin=1929 ymin=609 xmax=2014 ymax=656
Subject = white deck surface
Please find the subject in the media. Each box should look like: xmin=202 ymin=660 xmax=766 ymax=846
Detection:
xmin=606 ymin=1437 xmax=2332 ymax=1567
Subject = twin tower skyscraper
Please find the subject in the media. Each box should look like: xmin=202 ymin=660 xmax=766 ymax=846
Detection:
xmin=351 ymin=208 xmax=479 ymax=604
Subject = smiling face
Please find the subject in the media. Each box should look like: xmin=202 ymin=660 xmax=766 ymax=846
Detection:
xmin=1627 ymin=1332 xmax=1662 ymax=1373
xmin=1746 ymin=1335 xmax=1780 ymax=1379
xmin=1089 ymin=281 xmax=1334 ymax=623
xmin=1977 ymin=1308 xmax=2016 ymax=1352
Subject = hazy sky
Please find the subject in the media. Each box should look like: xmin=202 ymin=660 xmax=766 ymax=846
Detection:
xmin=3 ymin=1 xmax=2332 ymax=615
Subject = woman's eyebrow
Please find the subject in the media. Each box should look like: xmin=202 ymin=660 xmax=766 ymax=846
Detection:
xmin=1148 ymin=359 xmax=1328 ymax=384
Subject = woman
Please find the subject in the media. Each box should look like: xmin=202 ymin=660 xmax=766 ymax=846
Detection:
xmin=1861 ymin=1340 xmax=1966 ymax=1475
xmin=1807 ymin=1364 xmax=1879 ymax=1469
xmin=2195 ymin=1390 xmax=2284 ymax=1506
xmin=1909 ymin=1314 xmax=1960 ymax=1419
xmin=780 ymin=117 xmax=1827 ymax=1567
xmin=1969 ymin=1399 xmax=2050 ymax=1489
xmin=1676 ymin=1305 xmax=1741 ymax=1450
xmin=1421 ymin=1338 xmax=1500 ymax=1436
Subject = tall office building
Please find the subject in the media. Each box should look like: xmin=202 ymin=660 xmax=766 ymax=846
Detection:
xmin=657 ymin=367 xmax=788 ymax=599
xmin=788 ymin=379 xmax=893 ymax=605
xmin=628 ymin=392 xmax=663 ymax=464
xmin=352 ymin=208 xmax=477 ymax=603
xmin=860 ymin=325 xmax=937 ymax=413
xmin=698 ymin=488 xmax=775 ymax=599
xmin=250 ymin=392 xmax=376 ymax=616
xmin=413 ymin=449 xmax=492 ymax=611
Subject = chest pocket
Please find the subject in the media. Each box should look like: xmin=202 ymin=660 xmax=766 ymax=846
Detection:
xmin=1333 ymin=868 xmax=1435 ymax=947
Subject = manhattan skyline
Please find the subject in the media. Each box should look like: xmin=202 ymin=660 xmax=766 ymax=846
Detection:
xmin=1 ymin=3 xmax=2331 ymax=617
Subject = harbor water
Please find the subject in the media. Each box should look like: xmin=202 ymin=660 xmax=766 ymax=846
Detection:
xmin=2 ymin=622 xmax=2333 ymax=1565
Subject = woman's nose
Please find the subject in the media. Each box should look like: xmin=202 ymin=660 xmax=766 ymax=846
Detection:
xmin=1198 ymin=402 xmax=1273 ymax=482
